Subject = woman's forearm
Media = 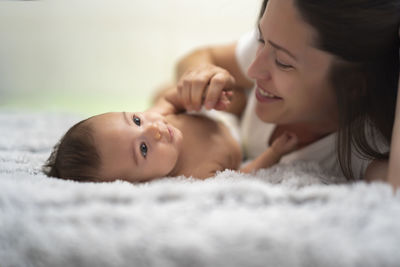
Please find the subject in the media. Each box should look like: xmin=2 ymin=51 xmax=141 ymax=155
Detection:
xmin=176 ymin=47 xmax=215 ymax=81
xmin=387 ymin=73 xmax=400 ymax=191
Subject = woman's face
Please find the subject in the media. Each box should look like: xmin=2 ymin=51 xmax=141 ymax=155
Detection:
xmin=248 ymin=0 xmax=338 ymax=127
xmin=89 ymin=111 xmax=183 ymax=183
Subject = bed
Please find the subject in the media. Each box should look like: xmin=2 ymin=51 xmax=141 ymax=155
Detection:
xmin=1 ymin=110 xmax=399 ymax=267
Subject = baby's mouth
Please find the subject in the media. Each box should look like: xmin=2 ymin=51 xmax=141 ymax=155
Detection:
xmin=167 ymin=126 xmax=174 ymax=142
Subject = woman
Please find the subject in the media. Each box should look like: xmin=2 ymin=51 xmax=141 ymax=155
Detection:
xmin=170 ymin=0 xmax=400 ymax=188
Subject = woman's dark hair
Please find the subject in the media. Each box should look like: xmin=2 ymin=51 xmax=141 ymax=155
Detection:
xmin=259 ymin=0 xmax=400 ymax=179
xmin=42 ymin=118 xmax=101 ymax=182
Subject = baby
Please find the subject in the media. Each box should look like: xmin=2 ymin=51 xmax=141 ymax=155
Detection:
xmin=43 ymin=90 xmax=298 ymax=182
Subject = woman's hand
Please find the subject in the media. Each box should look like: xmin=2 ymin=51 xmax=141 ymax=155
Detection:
xmin=177 ymin=63 xmax=236 ymax=111
xmin=148 ymin=84 xmax=232 ymax=116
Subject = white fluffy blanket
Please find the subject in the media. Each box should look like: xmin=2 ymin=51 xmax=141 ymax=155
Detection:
xmin=1 ymin=110 xmax=400 ymax=267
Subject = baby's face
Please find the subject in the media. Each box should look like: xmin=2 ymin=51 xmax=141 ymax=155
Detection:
xmin=89 ymin=111 xmax=183 ymax=182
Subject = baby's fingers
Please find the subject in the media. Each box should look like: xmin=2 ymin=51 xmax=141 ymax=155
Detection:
xmin=285 ymin=132 xmax=298 ymax=146
xmin=271 ymin=131 xmax=298 ymax=155
xmin=214 ymin=91 xmax=233 ymax=111
xmin=281 ymin=132 xmax=298 ymax=154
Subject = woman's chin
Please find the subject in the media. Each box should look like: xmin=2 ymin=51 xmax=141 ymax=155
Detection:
xmin=255 ymin=103 xmax=279 ymax=123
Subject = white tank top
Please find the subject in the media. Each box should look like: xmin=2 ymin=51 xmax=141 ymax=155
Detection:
xmin=235 ymin=30 xmax=389 ymax=179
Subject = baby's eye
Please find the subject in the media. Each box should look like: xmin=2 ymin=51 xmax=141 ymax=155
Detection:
xmin=133 ymin=115 xmax=141 ymax=126
xmin=140 ymin=142 xmax=148 ymax=158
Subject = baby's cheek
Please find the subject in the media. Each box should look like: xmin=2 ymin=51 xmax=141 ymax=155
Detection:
xmin=159 ymin=145 xmax=179 ymax=172
xmin=167 ymin=148 xmax=179 ymax=167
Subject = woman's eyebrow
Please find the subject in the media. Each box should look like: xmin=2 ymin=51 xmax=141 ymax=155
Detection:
xmin=257 ymin=24 xmax=298 ymax=62
xmin=268 ymin=40 xmax=298 ymax=61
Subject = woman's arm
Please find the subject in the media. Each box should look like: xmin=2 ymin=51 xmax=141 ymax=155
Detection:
xmin=365 ymin=160 xmax=388 ymax=183
xmin=366 ymin=30 xmax=400 ymax=192
xmin=386 ymin=70 xmax=400 ymax=191
xmin=366 ymin=75 xmax=399 ymax=192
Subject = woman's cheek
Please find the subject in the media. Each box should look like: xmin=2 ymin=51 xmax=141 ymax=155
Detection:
xmin=275 ymin=72 xmax=295 ymax=97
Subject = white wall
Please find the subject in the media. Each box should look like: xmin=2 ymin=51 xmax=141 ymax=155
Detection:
xmin=0 ymin=0 xmax=261 ymax=115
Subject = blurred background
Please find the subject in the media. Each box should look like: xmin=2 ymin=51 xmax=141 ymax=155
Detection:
xmin=0 ymin=0 xmax=261 ymax=117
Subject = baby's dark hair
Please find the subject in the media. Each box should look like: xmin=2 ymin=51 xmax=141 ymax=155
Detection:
xmin=42 ymin=118 xmax=101 ymax=182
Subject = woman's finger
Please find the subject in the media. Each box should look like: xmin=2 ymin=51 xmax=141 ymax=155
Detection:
xmin=181 ymin=75 xmax=193 ymax=110
xmin=205 ymin=73 xmax=233 ymax=110
xmin=191 ymin=74 xmax=211 ymax=111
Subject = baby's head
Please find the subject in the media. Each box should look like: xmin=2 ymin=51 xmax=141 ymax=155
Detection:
xmin=43 ymin=111 xmax=183 ymax=183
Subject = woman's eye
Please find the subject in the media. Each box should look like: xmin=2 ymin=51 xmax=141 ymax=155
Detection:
xmin=275 ymin=59 xmax=292 ymax=70
xmin=257 ymin=32 xmax=265 ymax=44
xmin=140 ymin=142 xmax=148 ymax=158
xmin=257 ymin=28 xmax=265 ymax=44
xmin=257 ymin=37 xmax=265 ymax=44
xmin=133 ymin=115 xmax=141 ymax=126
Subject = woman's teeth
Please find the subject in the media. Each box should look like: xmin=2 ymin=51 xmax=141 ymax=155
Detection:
xmin=258 ymin=88 xmax=280 ymax=98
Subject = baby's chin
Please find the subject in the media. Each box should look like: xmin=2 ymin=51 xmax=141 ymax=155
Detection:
xmin=175 ymin=127 xmax=184 ymax=144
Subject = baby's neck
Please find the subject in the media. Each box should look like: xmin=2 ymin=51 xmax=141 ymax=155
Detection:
xmin=163 ymin=112 xmax=241 ymax=179
xmin=163 ymin=113 xmax=218 ymax=178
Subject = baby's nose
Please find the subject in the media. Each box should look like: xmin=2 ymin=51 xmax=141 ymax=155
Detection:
xmin=146 ymin=123 xmax=162 ymax=141
xmin=154 ymin=131 xmax=161 ymax=141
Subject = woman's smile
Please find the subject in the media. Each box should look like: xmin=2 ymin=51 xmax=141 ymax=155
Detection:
xmin=255 ymin=86 xmax=283 ymax=103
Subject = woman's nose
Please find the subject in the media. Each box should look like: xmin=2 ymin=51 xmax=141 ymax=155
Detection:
xmin=247 ymin=45 xmax=272 ymax=80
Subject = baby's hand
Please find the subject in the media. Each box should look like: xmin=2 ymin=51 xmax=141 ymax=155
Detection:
xmin=270 ymin=131 xmax=298 ymax=156
xmin=212 ymin=89 xmax=233 ymax=111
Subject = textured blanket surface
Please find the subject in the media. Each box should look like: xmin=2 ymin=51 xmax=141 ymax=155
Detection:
xmin=1 ymin=110 xmax=400 ymax=267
